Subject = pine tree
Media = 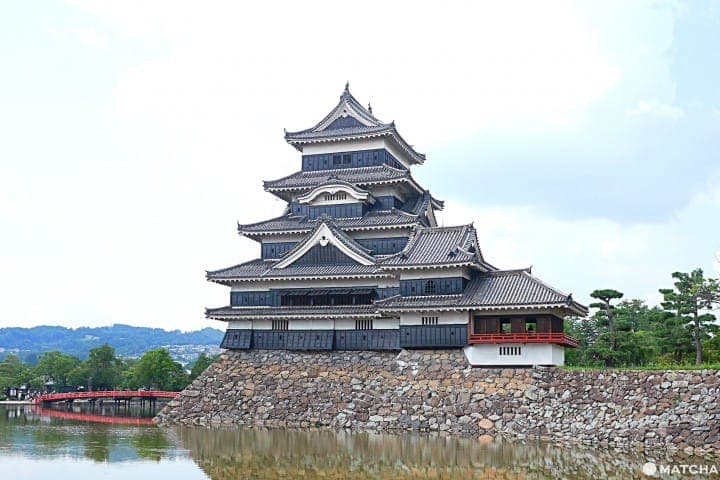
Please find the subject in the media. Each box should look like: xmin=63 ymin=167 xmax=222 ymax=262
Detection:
xmin=660 ymin=269 xmax=720 ymax=365
xmin=589 ymin=289 xmax=624 ymax=350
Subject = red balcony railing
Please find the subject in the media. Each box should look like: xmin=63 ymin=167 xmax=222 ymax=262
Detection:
xmin=468 ymin=332 xmax=579 ymax=348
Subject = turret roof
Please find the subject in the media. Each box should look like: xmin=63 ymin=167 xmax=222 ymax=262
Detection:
xmin=376 ymin=269 xmax=588 ymax=315
xmin=284 ymin=84 xmax=425 ymax=164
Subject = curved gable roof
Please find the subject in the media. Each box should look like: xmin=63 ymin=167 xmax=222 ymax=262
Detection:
xmin=274 ymin=218 xmax=376 ymax=268
xmin=284 ymin=84 xmax=425 ymax=164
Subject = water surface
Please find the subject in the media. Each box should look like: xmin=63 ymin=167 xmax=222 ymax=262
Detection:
xmin=0 ymin=405 xmax=715 ymax=479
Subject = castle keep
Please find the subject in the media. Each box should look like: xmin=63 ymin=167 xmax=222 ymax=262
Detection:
xmin=206 ymin=84 xmax=586 ymax=366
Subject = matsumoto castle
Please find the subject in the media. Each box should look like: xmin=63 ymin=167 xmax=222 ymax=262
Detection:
xmin=207 ymin=84 xmax=587 ymax=366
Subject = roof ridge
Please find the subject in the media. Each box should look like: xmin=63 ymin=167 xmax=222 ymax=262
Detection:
xmin=485 ymin=268 xmax=533 ymax=275
xmin=518 ymin=269 xmax=573 ymax=299
xmin=238 ymin=214 xmax=295 ymax=230
xmin=285 ymin=84 xmax=388 ymax=136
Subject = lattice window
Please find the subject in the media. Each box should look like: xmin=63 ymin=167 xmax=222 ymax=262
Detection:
xmin=272 ymin=319 xmax=289 ymax=331
xmin=422 ymin=316 xmax=439 ymax=325
xmin=355 ymin=319 xmax=373 ymax=330
xmin=424 ymin=280 xmax=437 ymax=294
xmin=498 ymin=346 xmax=522 ymax=356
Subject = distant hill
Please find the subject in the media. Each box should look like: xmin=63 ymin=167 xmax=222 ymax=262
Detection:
xmin=0 ymin=324 xmax=224 ymax=364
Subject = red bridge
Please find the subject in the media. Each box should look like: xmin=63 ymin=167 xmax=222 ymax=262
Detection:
xmin=34 ymin=390 xmax=179 ymax=405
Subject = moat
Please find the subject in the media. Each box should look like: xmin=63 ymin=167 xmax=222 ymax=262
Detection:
xmin=1 ymin=405 xmax=717 ymax=479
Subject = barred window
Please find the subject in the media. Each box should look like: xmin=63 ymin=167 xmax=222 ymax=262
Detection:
xmin=355 ymin=319 xmax=373 ymax=330
xmin=424 ymin=280 xmax=437 ymax=294
xmin=272 ymin=319 xmax=289 ymax=331
xmin=422 ymin=316 xmax=439 ymax=325
xmin=499 ymin=346 xmax=521 ymax=356
xmin=324 ymin=192 xmax=347 ymax=201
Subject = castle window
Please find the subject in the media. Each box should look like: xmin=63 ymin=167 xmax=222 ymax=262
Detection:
xmin=499 ymin=346 xmax=521 ymax=356
xmin=424 ymin=280 xmax=437 ymax=295
xmin=272 ymin=319 xmax=289 ymax=331
xmin=333 ymin=155 xmax=341 ymax=166
xmin=355 ymin=319 xmax=373 ymax=330
xmin=422 ymin=316 xmax=438 ymax=325
xmin=500 ymin=318 xmax=512 ymax=334
xmin=342 ymin=154 xmax=351 ymax=164
xmin=324 ymin=192 xmax=347 ymax=202
xmin=526 ymin=318 xmax=537 ymax=333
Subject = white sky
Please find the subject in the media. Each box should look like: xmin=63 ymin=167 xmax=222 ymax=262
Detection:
xmin=1 ymin=1 xmax=719 ymax=330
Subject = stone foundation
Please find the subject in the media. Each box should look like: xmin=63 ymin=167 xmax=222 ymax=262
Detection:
xmin=155 ymin=349 xmax=720 ymax=453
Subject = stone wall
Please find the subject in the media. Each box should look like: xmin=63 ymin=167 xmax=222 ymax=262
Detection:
xmin=155 ymin=349 xmax=720 ymax=453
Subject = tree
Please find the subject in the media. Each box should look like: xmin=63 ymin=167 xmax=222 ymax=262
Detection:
xmin=189 ymin=353 xmax=215 ymax=382
xmin=129 ymin=349 xmax=188 ymax=391
xmin=660 ymin=269 xmax=720 ymax=365
xmin=71 ymin=345 xmax=122 ymax=390
xmin=0 ymin=354 xmax=31 ymax=395
xmin=589 ymin=289 xmax=624 ymax=350
xmin=33 ymin=351 xmax=81 ymax=390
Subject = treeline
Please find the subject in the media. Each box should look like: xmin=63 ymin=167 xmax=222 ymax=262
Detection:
xmin=566 ymin=268 xmax=720 ymax=368
xmin=0 ymin=345 xmax=215 ymax=397
xmin=0 ymin=324 xmax=223 ymax=362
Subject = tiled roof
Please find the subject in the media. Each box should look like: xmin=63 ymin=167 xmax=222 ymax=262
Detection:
xmin=377 ymin=269 xmax=588 ymax=314
xmin=237 ymin=209 xmax=422 ymax=236
xmin=286 ymin=83 xmax=387 ymax=136
xmin=207 ymin=304 xmax=379 ymax=319
xmin=206 ymin=259 xmax=272 ymax=279
xmin=283 ymin=84 xmax=425 ymax=165
xmin=206 ymin=259 xmax=388 ymax=283
xmin=264 ymin=165 xmax=411 ymax=192
xmin=461 ymin=269 xmax=572 ymax=307
xmin=286 ymin=123 xmax=395 ymax=141
xmin=380 ymin=225 xmax=483 ymax=268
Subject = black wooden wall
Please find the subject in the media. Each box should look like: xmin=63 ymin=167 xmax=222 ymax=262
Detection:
xmin=334 ymin=329 xmax=399 ymax=350
xmin=220 ymin=329 xmax=252 ymax=349
xmin=252 ymin=330 xmax=334 ymax=350
xmin=399 ymin=324 xmax=468 ymax=348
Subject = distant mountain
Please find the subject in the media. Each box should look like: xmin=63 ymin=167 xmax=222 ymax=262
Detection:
xmin=0 ymin=324 xmax=224 ymax=364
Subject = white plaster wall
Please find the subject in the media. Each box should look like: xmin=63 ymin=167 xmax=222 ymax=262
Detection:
xmin=228 ymin=320 xmax=252 ymax=330
xmin=369 ymin=185 xmax=408 ymax=202
xmin=399 ymin=268 xmax=471 ymax=280
xmin=334 ymin=318 xmax=399 ymax=330
xmin=463 ymin=344 xmax=566 ymax=366
xmin=552 ymin=344 xmax=565 ymax=365
xmin=288 ymin=319 xmax=333 ymax=330
xmin=399 ymin=311 xmax=469 ymax=326
xmin=258 ymin=234 xmax=306 ymax=243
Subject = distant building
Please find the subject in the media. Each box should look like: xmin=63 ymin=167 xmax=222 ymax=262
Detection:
xmin=206 ymin=84 xmax=587 ymax=366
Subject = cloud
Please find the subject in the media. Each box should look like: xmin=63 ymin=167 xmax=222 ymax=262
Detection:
xmin=1 ymin=0 xmax=718 ymax=332
xmin=627 ymin=100 xmax=685 ymax=119
xmin=440 ymin=180 xmax=720 ymax=307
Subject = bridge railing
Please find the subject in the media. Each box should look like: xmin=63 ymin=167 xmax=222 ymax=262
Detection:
xmin=34 ymin=390 xmax=179 ymax=404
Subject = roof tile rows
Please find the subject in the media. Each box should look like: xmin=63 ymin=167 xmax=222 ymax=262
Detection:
xmin=237 ymin=209 xmax=422 ymax=235
xmin=382 ymin=225 xmax=483 ymax=267
xmin=263 ymin=165 xmax=410 ymax=192
xmin=376 ymin=269 xmax=587 ymax=314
